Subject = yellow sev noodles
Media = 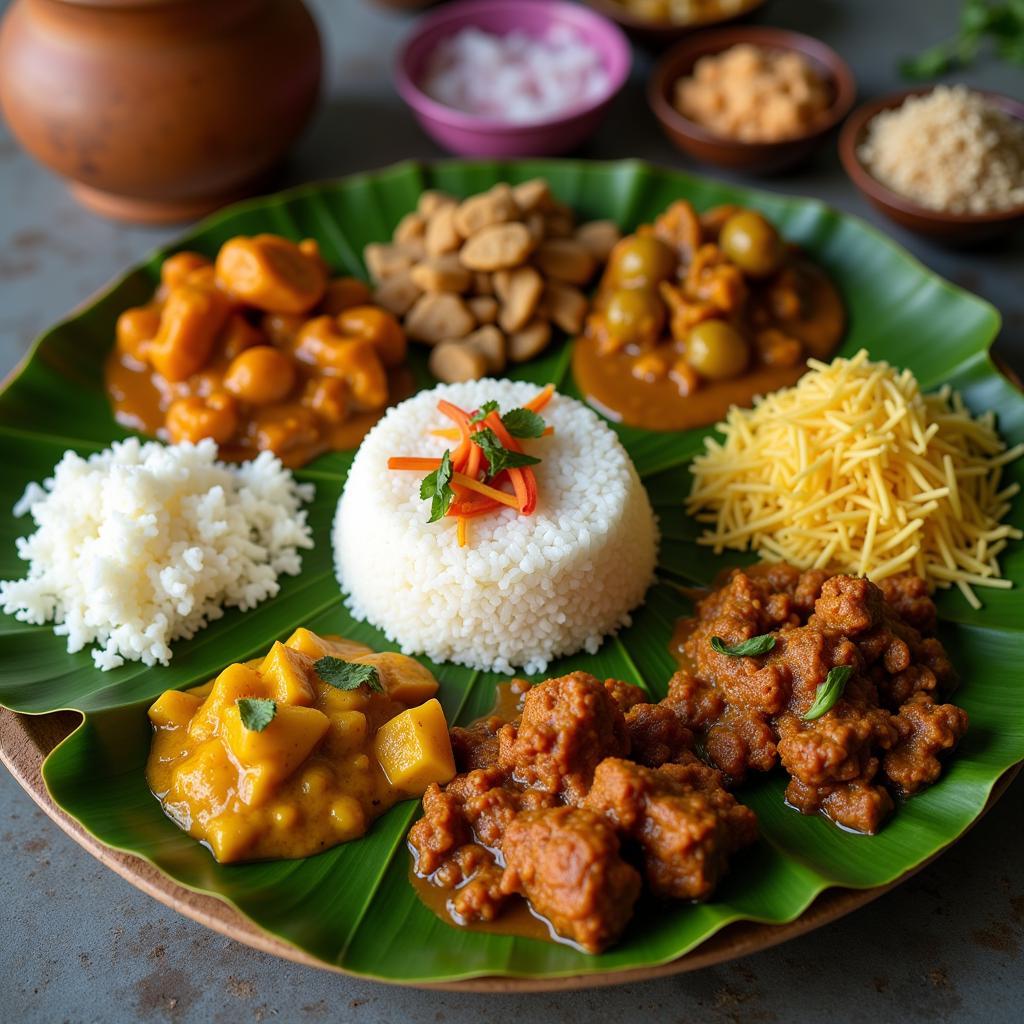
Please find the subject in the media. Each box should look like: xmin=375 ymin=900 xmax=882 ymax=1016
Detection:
xmin=686 ymin=350 xmax=1024 ymax=609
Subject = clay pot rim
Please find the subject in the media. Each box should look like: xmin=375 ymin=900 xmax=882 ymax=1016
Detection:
xmin=48 ymin=0 xmax=248 ymax=8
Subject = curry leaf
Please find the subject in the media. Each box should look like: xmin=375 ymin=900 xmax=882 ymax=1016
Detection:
xmin=469 ymin=401 xmax=499 ymax=425
xmin=420 ymin=449 xmax=454 ymax=523
xmin=472 ymin=428 xmax=541 ymax=476
xmin=501 ymin=408 xmax=546 ymax=439
xmin=236 ymin=697 xmax=276 ymax=732
xmin=802 ymin=666 xmax=855 ymax=721
xmin=710 ymin=634 xmax=777 ymax=657
xmin=313 ymin=657 xmax=383 ymax=693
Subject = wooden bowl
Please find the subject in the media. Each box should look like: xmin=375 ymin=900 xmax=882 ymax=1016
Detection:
xmin=648 ymin=26 xmax=856 ymax=173
xmin=582 ymin=0 xmax=765 ymax=49
xmin=839 ymin=89 xmax=1024 ymax=245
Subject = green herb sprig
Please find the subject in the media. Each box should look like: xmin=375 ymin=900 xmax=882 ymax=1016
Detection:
xmin=901 ymin=0 xmax=1024 ymax=78
xmin=420 ymin=449 xmax=454 ymax=523
xmin=313 ymin=656 xmax=384 ymax=693
xmin=236 ymin=697 xmax=277 ymax=732
xmin=468 ymin=403 xmax=546 ymax=439
xmin=710 ymin=634 xmax=777 ymax=657
xmin=802 ymin=666 xmax=854 ymax=721
xmin=472 ymin=428 xmax=542 ymax=476
xmin=500 ymin=407 xmax=546 ymax=439
xmin=469 ymin=401 xmax=499 ymax=425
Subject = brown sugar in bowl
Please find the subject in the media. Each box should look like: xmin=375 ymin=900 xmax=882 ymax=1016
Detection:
xmin=0 ymin=0 xmax=322 ymax=224
xmin=839 ymin=89 xmax=1024 ymax=245
xmin=648 ymin=26 xmax=856 ymax=173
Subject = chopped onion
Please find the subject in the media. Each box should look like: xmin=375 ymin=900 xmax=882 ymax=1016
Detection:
xmin=420 ymin=25 xmax=610 ymax=124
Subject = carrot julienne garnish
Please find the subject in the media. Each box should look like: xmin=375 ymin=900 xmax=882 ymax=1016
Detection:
xmin=524 ymin=383 xmax=555 ymax=413
xmin=431 ymin=425 xmax=554 ymax=440
xmin=388 ymin=386 xmax=554 ymax=546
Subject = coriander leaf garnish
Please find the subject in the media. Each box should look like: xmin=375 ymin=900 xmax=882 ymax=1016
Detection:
xmin=313 ymin=656 xmax=384 ymax=693
xmin=472 ymin=428 xmax=542 ymax=476
xmin=420 ymin=449 xmax=454 ymax=523
xmin=802 ymin=665 xmax=854 ymax=721
xmin=710 ymin=634 xmax=777 ymax=657
xmin=236 ymin=697 xmax=276 ymax=732
xmin=469 ymin=401 xmax=500 ymax=425
xmin=501 ymin=407 xmax=546 ymax=439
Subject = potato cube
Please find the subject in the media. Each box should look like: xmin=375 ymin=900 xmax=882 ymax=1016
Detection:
xmin=148 ymin=689 xmax=203 ymax=730
xmin=283 ymin=627 xmax=374 ymax=662
xmin=351 ymin=652 xmax=439 ymax=706
xmin=189 ymin=663 xmax=270 ymax=741
xmin=320 ymin=686 xmax=368 ymax=715
xmin=223 ymin=703 xmax=330 ymax=806
xmin=373 ymin=698 xmax=455 ymax=794
xmin=260 ymin=641 xmax=316 ymax=707
xmin=329 ymin=710 xmax=368 ymax=754
xmin=204 ymin=814 xmax=258 ymax=864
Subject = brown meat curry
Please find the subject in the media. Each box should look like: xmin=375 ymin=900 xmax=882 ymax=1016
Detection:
xmin=409 ymin=566 xmax=967 ymax=953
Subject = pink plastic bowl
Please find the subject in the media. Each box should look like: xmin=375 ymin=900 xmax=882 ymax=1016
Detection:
xmin=395 ymin=0 xmax=632 ymax=158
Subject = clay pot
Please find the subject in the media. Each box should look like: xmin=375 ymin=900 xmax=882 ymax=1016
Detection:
xmin=0 ymin=0 xmax=322 ymax=224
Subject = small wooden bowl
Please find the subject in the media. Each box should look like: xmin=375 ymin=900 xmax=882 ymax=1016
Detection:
xmin=839 ymin=89 xmax=1024 ymax=245
xmin=648 ymin=26 xmax=856 ymax=173
xmin=582 ymin=0 xmax=765 ymax=49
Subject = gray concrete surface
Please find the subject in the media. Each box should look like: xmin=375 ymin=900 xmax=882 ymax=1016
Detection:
xmin=0 ymin=0 xmax=1021 ymax=1021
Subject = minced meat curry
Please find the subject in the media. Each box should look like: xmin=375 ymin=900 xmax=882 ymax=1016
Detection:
xmin=409 ymin=565 xmax=967 ymax=952
xmin=672 ymin=565 xmax=968 ymax=834
xmin=409 ymin=671 xmax=757 ymax=953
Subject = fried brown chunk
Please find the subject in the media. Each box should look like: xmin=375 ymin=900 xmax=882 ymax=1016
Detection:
xmin=785 ymin=776 xmax=894 ymax=834
xmin=813 ymin=575 xmax=884 ymax=635
xmin=625 ymin=702 xmax=694 ymax=767
xmin=603 ymin=677 xmax=648 ymax=713
xmin=408 ymin=784 xmax=470 ymax=875
xmin=883 ymin=697 xmax=968 ymax=795
xmin=776 ymin=702 xmax=898 ymax=787
xmin=585 ymin=758 xmax=757 ymax=900
xmin=450 ymin=715 xmax=503 ymax=771
xmin=878 ymin=574 xmax=937 ymax=634
xmin=498 ymin=672 xmax=629 ymax=805
xmin=704 ymin=704 xmax=777 ymax=781
xmin=500 ymin=807 xmax=642 ymax=953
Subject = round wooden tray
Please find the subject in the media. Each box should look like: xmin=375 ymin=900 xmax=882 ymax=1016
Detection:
xmin=1 ymin=706 xmax=1017 ymax=992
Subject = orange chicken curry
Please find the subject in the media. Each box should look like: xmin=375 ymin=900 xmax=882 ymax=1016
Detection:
xmin=107 ymin=234 xmax=413 ymax=467
xmin=146 ymin=628 xmax=456 ymax=863
xmin=574 ymin=202 xmax=844 ymax=431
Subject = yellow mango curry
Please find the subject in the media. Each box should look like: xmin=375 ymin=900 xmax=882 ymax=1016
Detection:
xmin=146 ymin=628 xmax=456 ymax=863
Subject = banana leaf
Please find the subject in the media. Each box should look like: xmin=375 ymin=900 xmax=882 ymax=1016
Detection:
xmin=0 ymin=161 xmax=1020 ymax=983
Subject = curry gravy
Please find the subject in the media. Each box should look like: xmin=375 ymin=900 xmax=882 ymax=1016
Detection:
xmin=107 ymin=350 xmax=414 ymax=468
xmin=575 ymin=259 xmax=844 ymax=432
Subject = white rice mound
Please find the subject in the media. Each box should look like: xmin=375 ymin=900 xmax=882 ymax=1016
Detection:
xmin=0 ymin=438 xmax=314 ymax=671
xmin=333 ymin=380 xmax=658 ymax=675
